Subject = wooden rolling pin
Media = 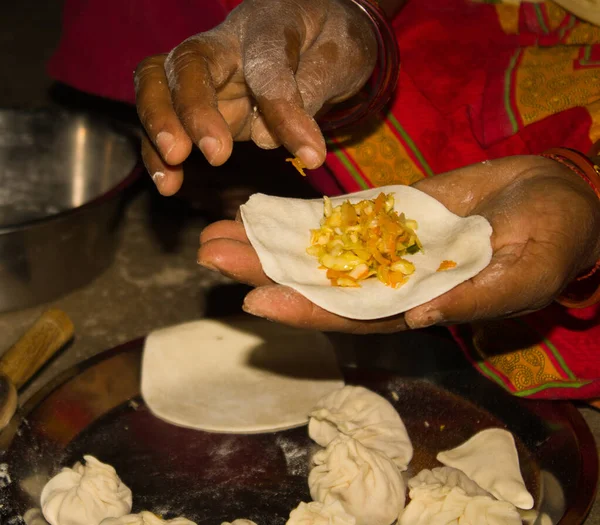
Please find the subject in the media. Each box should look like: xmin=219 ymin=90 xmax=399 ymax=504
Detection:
xmin=0 ymin=309 xmax=74 ymax=429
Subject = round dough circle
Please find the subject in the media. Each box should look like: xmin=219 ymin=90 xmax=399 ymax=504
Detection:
xmin=141 ymin=317 xmax=345 ymax=433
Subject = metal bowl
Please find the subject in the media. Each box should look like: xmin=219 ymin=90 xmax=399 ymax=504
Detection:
xmin=0 ymin=109 xmax=142 ymax=312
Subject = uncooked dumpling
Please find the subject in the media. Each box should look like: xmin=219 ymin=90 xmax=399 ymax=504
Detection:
xmin=308 ymin=386 xmax=412 ymax=470
xmin=41 ymin=456 xmax=132 ymax=525
xmin=399 ymin=488 xmax=521 ymax=525
xmin=240 ymin=186 xmax=493 ymax=320
xmin=286 ymin=501 xmax=356 ymax=525
xmin=399 ymin=467 xmax=521 ymax=525
xmin=101 ymin=512 xmax=196 ymax=525
xmin=308 ymin=435 xmax=406 ymax=525
xmin=436 ymin=428 xmax=534 ymax=509
xmin=408 ymin=467 xmax=489 ymax=499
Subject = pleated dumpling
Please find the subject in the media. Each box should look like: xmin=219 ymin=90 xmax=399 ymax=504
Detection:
xmin=308 ymin=386 xmax=412 ymax=470
xmin=399 ymin=488 xmax=521 ymax=525
xmin=286 ymin=501 xmax=356 ymax=525
xmin=308 ymin=435 xmax=406 ymax=525
xmin=436 ymin=428 xmax=534 ymax=510
xmin=399 ymin=467 xmax=521 ymax=525
xmin=101 ymin=512 xmax=196 ymax=525
xmin=41 ymin=456 xmax=132 ymax=525
xmin=407 ymin=467 xmax=490 ymax=500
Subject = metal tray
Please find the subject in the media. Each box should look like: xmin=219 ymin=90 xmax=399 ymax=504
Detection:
xmin=0 ymin=332 xmax=597 ymax=525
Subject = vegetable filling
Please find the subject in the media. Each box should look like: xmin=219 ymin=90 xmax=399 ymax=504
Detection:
xmin=307 ymin=192 xmax=423 ymax=288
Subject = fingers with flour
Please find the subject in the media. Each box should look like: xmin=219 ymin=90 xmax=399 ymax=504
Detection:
xmin=198 ymin=220 xmax=271 ymax=286
xmin=243 ymin=285 xmax=409 ymax=334
xmin=140 ymin=134 xmax=183 ymax=196
xmin=164 ymin=33 xmax=240 ymax=167
xmin=404 ymin=241 xmax=561 ymax=329
xmin=135 ymin=54 xmax=193 ymax=165
xmin=241 ymin=1 xmax=327 ymax=167
xmin=135 ymin=55 xmax=191 ymax=195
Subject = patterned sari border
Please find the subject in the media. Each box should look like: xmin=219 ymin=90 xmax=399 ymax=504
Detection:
xmin=386 ymin=114 xmax=435 ymax=177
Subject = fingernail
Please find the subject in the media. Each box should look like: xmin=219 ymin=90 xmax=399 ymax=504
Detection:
xmin=198 ymin=137 xmax=222 ymax=164
xmin=295 ymin=146 xmax=320 ymax=169
xmin=242 ymin=301 xmax=270 ymax=321
xmin=197 ymin=259 xmax=218 ymax=271
xmin=156 ymin=131 xmax=176 ymax=163
xmin=242 ymin=301 xmax=258 ymax=315
xmin=151 ymin=171 xmax=166 ymax=192
xmin=408 ymin=310 xmax=443 ymax=330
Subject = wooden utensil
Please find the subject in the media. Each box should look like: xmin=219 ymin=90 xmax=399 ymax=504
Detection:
xmin=0 ymin=309 xmax=74 ymax=429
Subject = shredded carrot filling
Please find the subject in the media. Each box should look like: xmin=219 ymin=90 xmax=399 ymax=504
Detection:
xmin=286 ymin=157 xmax=307 ymax=176
xmin=306 ymin=192 xmax=423 ymax=288
xmin=437 ymin=260 xmax=457 ymax=272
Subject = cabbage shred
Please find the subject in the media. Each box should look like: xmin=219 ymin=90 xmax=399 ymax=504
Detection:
xmin=307 ymin=192 xmax=423 ymax=288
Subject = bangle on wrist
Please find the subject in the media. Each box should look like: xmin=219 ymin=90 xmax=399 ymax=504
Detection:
xmin=541 ymin=147 xmax=600 ymax=308
xmin=318 ymin=0 xmax=399 ymax=132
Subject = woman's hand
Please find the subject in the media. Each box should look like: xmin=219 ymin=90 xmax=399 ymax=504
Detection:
xmin=197 ymin=155 xmax=600 ymax=333
xmin=134 ymin=0 xmax=377 ymax=196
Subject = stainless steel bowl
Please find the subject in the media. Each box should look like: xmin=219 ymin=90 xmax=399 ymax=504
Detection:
xmin=0 ymin=109 xmax=142 ymax=312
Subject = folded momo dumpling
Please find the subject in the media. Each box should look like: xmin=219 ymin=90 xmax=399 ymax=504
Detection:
xmin=436 ymin=428 xmax=534 ymax=509
xmin=399 ymin=468 xmax=521 ymax=525
xmin=287 ymin=501 xmax=356 ymax=525
xmin=399 ymin=487 xmax=521 ymax=525
xmin=461 ymin=497 xmax=522 ymax=525
xmin=41 ymin=455 xmax=132 ymax=525
xmin=308 ymin=435 xmax=406 ymax=525
xmin=308 ymin=386 xmax=412 ymax=470
xmin=408 ymin=467 xmax=490 ymax=499
xmin=101 ymin=512 xmax=197 ymax=525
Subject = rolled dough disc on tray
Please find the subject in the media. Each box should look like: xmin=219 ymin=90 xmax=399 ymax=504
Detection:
xmin=141 ymin=317 xmax=344 ymax=433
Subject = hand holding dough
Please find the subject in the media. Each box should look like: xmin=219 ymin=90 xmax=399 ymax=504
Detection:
xmin=308 ymin=386 xmax=412 ymax=470
xmin=240 ymin=186 xmax=492 ymax=320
